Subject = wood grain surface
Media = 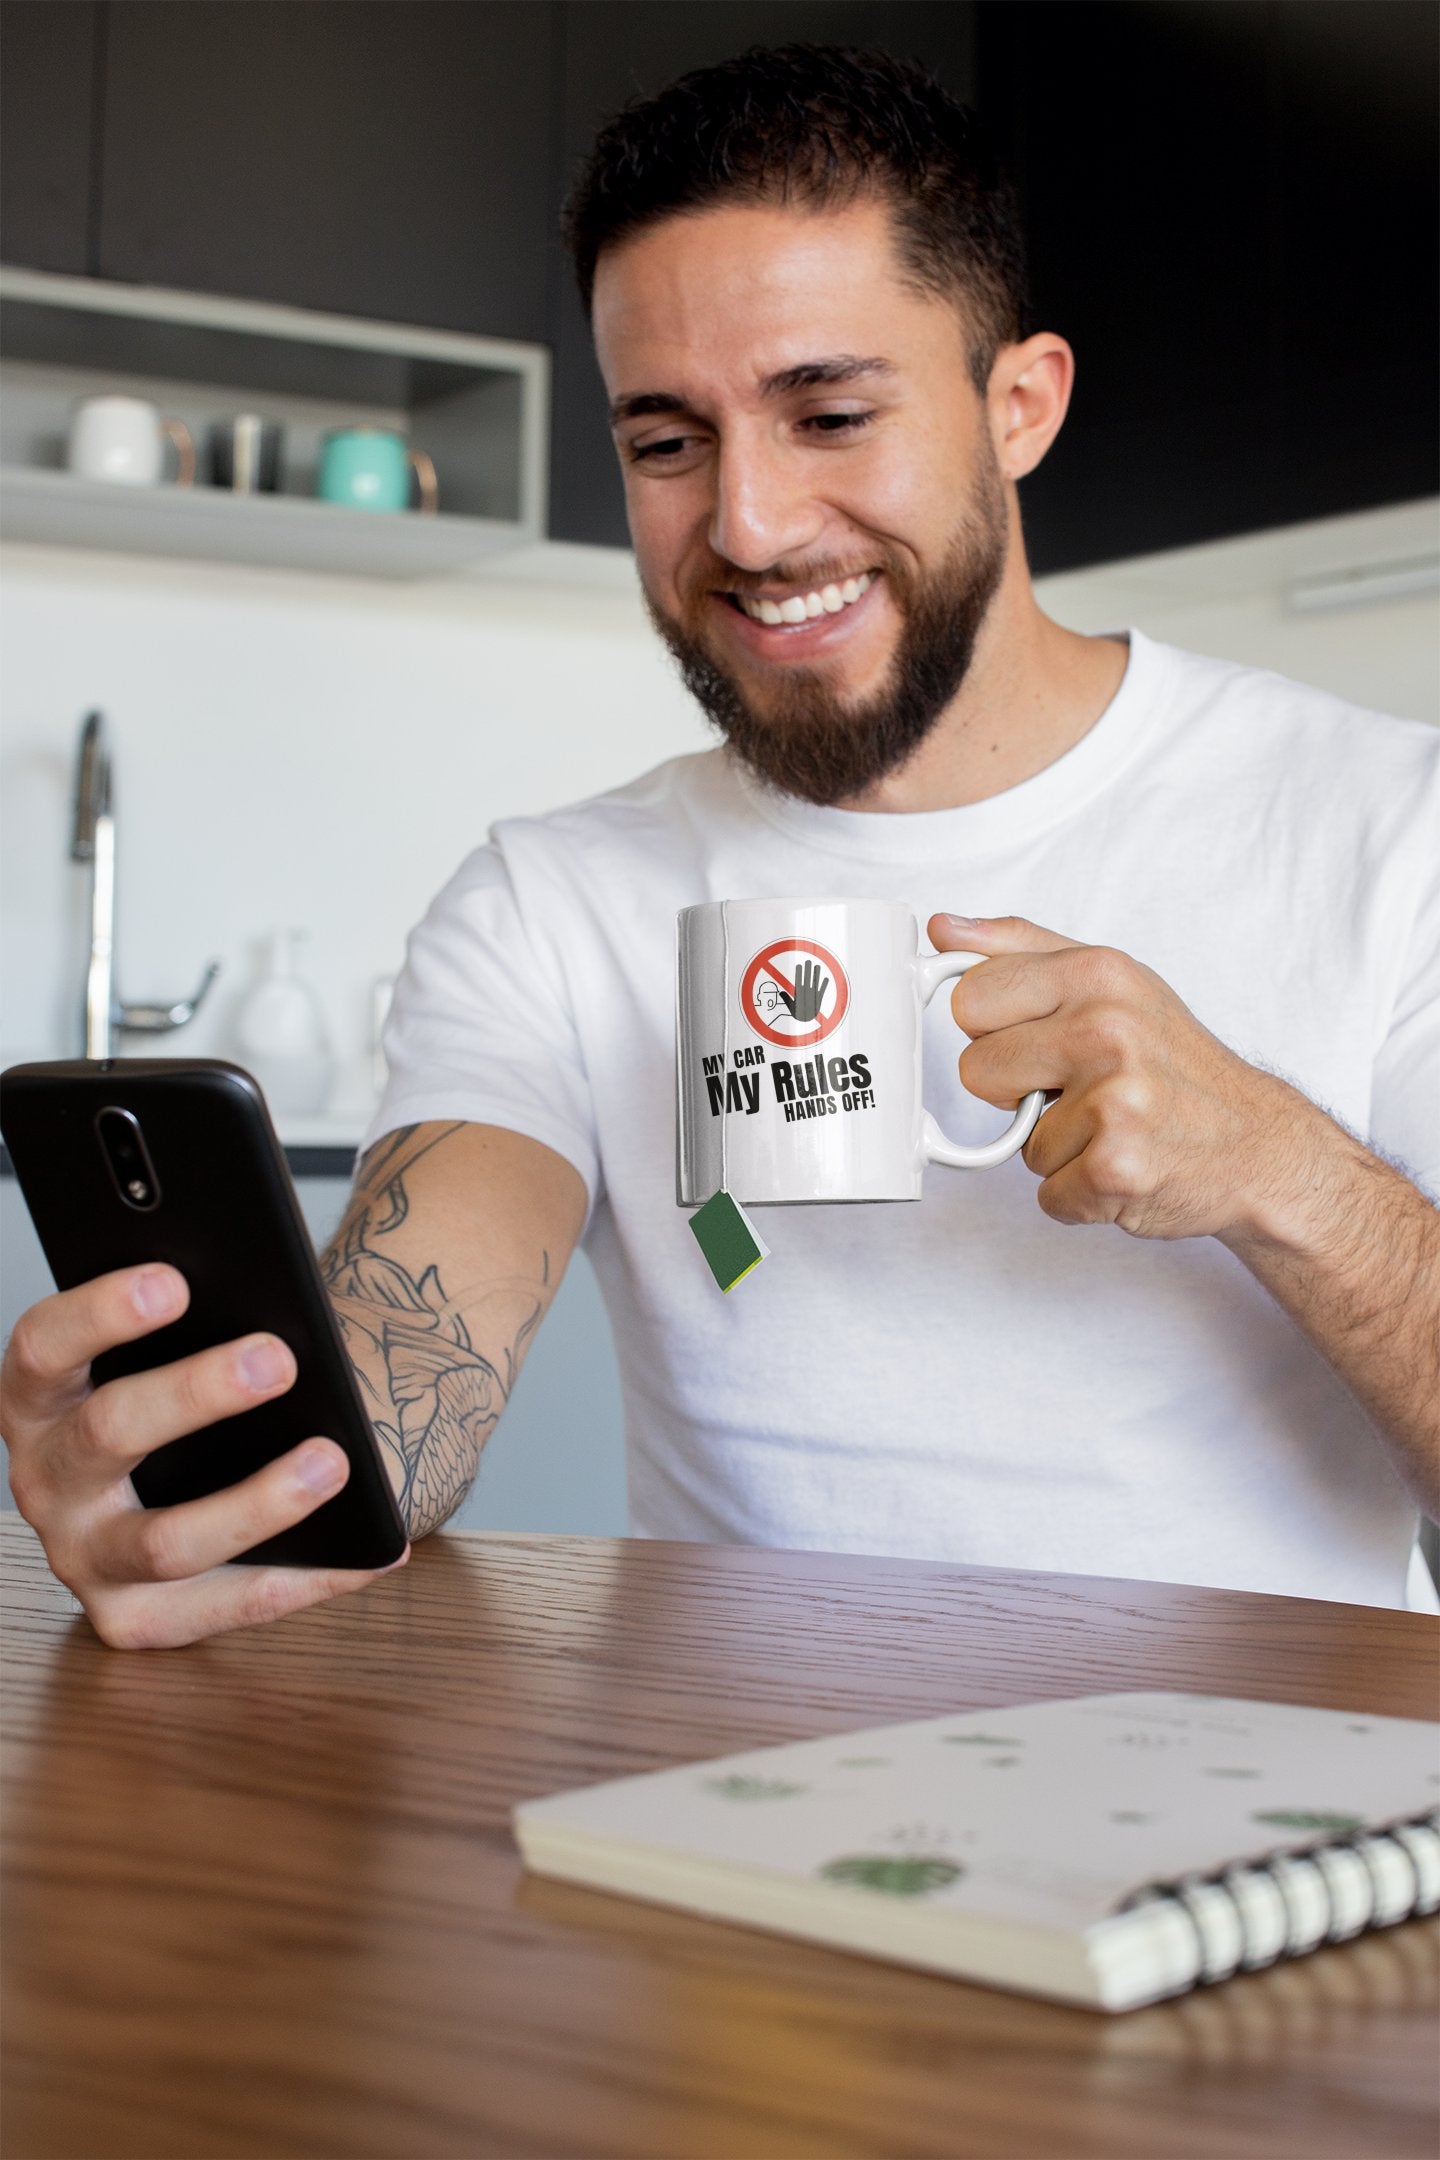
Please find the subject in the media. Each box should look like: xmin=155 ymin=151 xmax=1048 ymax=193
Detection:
xmin=3 ymin=1512 xmax=1437 ymax=2160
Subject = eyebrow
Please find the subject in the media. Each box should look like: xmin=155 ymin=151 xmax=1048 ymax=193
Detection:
xmin=608 ymin=354 xmax=896 ymax=428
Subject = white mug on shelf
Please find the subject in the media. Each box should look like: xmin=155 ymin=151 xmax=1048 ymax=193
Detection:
xmin=67 ymin=395 xmax=196 ymax=488
xmin=676 ymin=896 xmax=1047 ymax=1206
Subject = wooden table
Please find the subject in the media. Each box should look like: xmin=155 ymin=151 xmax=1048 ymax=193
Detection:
xmin=3 ymin=1513 xmax=1437 ymax=2160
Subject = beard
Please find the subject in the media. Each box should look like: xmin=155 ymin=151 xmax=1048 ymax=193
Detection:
xmin=642 ymin=457 xmax=1009 ymax=808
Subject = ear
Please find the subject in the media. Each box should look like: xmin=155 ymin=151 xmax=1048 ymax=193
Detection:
xmin=987 ymin=333 xmax=1074 ymax=481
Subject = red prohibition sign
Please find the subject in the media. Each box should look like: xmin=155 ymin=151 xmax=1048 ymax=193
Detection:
xmin=740 ymin=937 xmax=850 ymax=1048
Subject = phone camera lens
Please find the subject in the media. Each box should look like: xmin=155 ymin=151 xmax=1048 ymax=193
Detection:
xmin=95 ymin=1106 xmax=162 ymax=1212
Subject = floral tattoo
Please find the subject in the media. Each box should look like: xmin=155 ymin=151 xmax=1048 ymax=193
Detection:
xmin=321 ymin=1125 xmax=549 ymax=1538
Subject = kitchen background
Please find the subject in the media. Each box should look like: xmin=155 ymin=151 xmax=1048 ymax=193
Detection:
xmin=2 ymin=1 xmax=1437 ymax=1543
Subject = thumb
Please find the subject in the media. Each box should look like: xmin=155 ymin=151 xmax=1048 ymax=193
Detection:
xmin=928 ymin=912 xmax=1082 ymax=956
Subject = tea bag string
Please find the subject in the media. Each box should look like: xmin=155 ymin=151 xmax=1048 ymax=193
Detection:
xmin=686 ymin=897 xmax=770 ymax=1292
xmin=720 ymin=897 xmax=731 ymax=1196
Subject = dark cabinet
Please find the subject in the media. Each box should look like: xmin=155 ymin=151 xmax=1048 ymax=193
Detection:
xmin=548 ymin=1 xmax=978 ymax=547
xmin=1 ymin=1 xmax=1433 ymax=567
xmin=1268 ymin=1 xmax=1438 ymax=528
xmin=0 ymin=0 xmax=101 ymax=274
xmin=978 ymin=0 xmax=1439 ymax=575
xmin=96 ymin=1 xmax=556 ymax=342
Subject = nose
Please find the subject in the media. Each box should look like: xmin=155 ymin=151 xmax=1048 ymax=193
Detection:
xmin=708 ymin=432 xmax=827 ymax=573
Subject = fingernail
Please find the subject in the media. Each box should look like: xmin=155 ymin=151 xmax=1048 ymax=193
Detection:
xmin=133 ymin=1266 xmax=182 ymax=1319
xmin=941 ymin=914 xmax=986 ymax=931
xmin=239 ymin=1338 xmax=291 ymax=1393
xmin=293 ymin=1442 xmax=346 ymax=1496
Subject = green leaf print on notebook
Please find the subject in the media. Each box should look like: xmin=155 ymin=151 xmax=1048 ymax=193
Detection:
xmin=703 ymin=1775 xmax=808 ymax=1802
xmin=819 ymin=1854 xmax=964 ymax=1897
xmin=1251 ymin=1808 xmax=1366 ymax=1833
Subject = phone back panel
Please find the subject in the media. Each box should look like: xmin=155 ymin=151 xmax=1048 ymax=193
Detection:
xmin=1 ymin=1060 xmax=406 ymax=1568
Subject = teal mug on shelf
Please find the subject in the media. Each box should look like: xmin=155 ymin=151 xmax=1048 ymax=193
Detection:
xmin=317 ymin=428 xmax=438 ymax=513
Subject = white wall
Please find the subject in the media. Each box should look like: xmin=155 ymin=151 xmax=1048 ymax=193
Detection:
xmin=3 ymin=497 xmax=1435 ymax=1135
xmin=1034 ymin=497 xmax=1439 ymax=725
xmin=0 ymin=541 xmax=708 ymax=1125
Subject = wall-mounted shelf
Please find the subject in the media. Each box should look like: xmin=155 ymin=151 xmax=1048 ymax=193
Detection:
xmin=2 ymin=466 xmax=533 ymax=580
xmin=0 ymin=267 xmax=549 ymax=580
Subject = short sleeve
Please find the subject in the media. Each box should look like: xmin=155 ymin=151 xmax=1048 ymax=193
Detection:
xmin=359 ymin=840 xmax=600 ymax=1211
xmin=1370 ymin=789 xmax=1440 ymax=1202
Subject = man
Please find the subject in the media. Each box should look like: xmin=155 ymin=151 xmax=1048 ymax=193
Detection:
xmin=3 ymin=47 xmax=1436 ymax=1648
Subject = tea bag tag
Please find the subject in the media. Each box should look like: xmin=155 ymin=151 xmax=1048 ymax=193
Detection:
xmin=689 ymin=1189 xmax=770 ymax=1293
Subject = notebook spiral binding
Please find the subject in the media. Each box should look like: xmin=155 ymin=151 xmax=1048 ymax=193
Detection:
xmin=1119 ymin=1808 xmax=1440 ymax=1990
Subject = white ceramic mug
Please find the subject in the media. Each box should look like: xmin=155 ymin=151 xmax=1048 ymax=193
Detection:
xmin=676 ymin=897 xmax=1047 ymax=1205
xmin=67 ymin=396 xmax=195 ymax=487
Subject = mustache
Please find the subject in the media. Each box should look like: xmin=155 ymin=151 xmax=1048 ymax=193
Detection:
xmin=683 ymin=551 xmax=894 ymax=605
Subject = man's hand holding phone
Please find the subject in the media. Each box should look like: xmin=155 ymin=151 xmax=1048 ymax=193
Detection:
xmin=1 ymin=1263 xmax=406 ymax=1649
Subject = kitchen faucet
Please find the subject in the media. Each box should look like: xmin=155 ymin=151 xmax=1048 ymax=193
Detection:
xmin=70 ymin=710 xmax=219 ymax=1059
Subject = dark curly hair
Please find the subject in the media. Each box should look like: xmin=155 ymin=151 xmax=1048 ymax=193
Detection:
xmin=564 ymin=43 xmax=1029 ymax=394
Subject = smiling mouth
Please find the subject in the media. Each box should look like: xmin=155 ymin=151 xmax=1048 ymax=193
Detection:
xmin=721 ymin=571 xmax=878 ymax=626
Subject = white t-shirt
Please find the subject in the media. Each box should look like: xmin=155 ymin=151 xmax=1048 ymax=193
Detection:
xmin=367 ymin=631 xmax=1440 ymax=1608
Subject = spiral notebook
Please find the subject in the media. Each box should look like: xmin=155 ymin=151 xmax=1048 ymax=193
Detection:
xmin=513 ymin=1692 xmax=1439 ymax=2011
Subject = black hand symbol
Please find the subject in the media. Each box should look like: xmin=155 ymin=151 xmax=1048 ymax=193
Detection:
xmin=780 ymin=961 xmax=830 ymax=1023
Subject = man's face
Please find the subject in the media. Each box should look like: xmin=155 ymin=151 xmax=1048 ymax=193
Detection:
xmin=592 ymin=195 xmax=1010 ymax=806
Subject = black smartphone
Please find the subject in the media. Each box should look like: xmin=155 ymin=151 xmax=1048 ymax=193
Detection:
xmin=0 ymin=1058 xmax=407 ymax=1569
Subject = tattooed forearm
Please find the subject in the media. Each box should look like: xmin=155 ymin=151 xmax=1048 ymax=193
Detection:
xmin=320 ymin=1125 xmax=553 ymax=1539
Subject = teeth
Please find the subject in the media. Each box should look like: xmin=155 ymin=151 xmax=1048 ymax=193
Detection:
xmin=738 ymin=571 xmax=874 ymax=625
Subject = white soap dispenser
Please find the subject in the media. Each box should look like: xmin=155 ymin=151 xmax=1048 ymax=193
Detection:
xmin=234 ymin=930 xmax=335 ymax=1118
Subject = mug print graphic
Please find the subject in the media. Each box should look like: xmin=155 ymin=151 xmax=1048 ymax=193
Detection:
xmin=740 ymin=938 xmax=851 ymax=1049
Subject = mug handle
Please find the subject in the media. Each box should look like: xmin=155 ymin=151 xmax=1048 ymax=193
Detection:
xmin=913 ymin=949 xmax=1047 ymax=1170
xmin=408 ymin=447 xmax=439 ymax=515
xmin=162 ymin=417 xmax=196 ymax=488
